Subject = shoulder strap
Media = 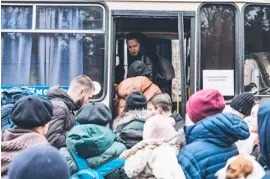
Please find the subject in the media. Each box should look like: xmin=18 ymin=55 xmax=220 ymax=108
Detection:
xmin=70 ymin=151 xmax=89 ymax=170
xmin=96 ymin=158 xmax=125 ymax=176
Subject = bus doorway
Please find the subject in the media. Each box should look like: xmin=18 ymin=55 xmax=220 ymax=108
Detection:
xmin=111 ymin=11 xmax=195 ymax=117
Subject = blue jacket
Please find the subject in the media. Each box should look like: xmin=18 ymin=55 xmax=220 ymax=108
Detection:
xmin=178 ymin=113 xmax=250 ymax=179
xmin=258 ymin=101 xmax=270 ymax=170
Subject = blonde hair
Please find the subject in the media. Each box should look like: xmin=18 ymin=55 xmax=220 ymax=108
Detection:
xmin=69 ymin=75 xmax=94 ymax=92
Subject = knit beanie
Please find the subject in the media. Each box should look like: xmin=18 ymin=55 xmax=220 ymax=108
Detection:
xmin=186 ymin=89 xmax=225 ymax=123
xmin=127 ymin=60 xmax=151 ymax=78
xmin=124 ymin=91 xmax=147 ymax=112
xmin=8 ymin=145 xmax=69 ymax=179
xmin=230 ymin=93 xmax=256 ymax=116
xmin=11 ymin=95 xmax=53 ymax=129
xmin=76 ymin=102 xmax=112 ymax=126
xmin=143 ymin=115 xmax=177 ymax=146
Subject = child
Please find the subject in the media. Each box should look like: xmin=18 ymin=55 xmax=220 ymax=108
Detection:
xmin=120 ymin=115 xmax=185 ymax=179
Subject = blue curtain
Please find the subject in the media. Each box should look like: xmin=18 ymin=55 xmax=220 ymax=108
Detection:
xmin=37 ymin=7 xmax=84 ymax=85
xmin=1 ymin=7 xmax=32 ymax=85
xmin=1 ymin=7 xmax=84 ymax=86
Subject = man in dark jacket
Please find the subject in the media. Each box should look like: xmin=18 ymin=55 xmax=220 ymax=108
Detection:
xmin=46 ymin=75 xmax=94 ymax=149
xmin=178 ymin=89 xmax=250 ymax=179
xmin=258 ymin=101 xmax=270 ymax=170
xmin=126 ymin=32 xmax=156 ymax=81
xmin=147 ymin=92 xmax=184 ymax=131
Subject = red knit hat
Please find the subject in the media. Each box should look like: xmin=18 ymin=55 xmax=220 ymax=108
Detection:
xmin=186 ymin=89 xmax=225 ymax=123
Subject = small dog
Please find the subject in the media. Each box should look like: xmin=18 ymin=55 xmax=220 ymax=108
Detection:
xmin=215 ymin=154 xmax=265 ymax=179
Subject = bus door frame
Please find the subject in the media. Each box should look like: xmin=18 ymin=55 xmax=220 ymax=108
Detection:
xmin=111 ymin=10 xmax=196 ymax=117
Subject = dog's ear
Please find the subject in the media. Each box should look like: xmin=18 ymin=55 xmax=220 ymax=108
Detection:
xmin=226 ymin=163 xmax=239 ymax=179
xmin=243 ymin=160 xmax=253 ymax=178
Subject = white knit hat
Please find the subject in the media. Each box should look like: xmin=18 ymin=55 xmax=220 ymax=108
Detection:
xmin=143 ymin=115 xmax=177 ymax=146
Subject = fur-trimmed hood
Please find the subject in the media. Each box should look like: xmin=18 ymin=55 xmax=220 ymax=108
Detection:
xmin=113 ymin=110 xmax=154 ymax=132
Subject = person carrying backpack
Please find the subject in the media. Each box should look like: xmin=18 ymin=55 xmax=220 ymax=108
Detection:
xmin=115 ymin=60 xmax=161 ymax=115
xmin=59 ymin=102 xmax=127 ymax=179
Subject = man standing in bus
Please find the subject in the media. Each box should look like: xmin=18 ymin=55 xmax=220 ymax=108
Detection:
xmin=126 ymin=32 xmax=156 ymax=81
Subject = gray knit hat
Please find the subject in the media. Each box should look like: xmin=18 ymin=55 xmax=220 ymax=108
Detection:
xmin=230 ymin=93 xmax=256 ymax=116
xmin=76 ymin=102 xmax=112 ymax=126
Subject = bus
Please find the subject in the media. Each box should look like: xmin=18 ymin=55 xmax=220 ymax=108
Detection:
xmin=1 ymin=0 xmax=270 ymax=116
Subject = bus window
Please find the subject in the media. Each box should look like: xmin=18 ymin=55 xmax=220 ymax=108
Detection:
xmin=1 ymin=5 xmax=106 ymax=98
xmin=244 ymin=5 xmax=270 ymax=94
xmin=200 ymin=4 xmax=236 ymax=99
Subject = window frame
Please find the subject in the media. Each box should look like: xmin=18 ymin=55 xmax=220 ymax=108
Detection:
xmin=1 ymin=2 xmax=109 ymax=101
xmin=197 ymin=3 xmax=241 ymax=97
xmin=241 ymin=3 xmax=270 ymax=98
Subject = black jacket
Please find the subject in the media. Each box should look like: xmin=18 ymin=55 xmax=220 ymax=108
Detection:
xmin=129 ymin=52 xmax=156 ymax=81
xmin=45 ymin=86 xmax=78 ymax=149
xmin=170 ymin=112 xmax=185 ymax=131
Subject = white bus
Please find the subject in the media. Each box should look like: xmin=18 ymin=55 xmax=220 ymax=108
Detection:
xmin=1 ymin=0 xmax=270 ymax=115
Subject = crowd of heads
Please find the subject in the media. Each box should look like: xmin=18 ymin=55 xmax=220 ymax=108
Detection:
xmin=2 ymin=62 xmax=270 ymax=179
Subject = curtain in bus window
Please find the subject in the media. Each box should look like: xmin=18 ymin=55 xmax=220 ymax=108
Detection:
xmin=1 ymin=6 xmax=33 ymax=85
xmin=37 ymin=8 xmax=84 ymax=85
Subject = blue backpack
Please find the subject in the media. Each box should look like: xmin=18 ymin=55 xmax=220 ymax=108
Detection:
xmin=1 ymin=87 xmax=33 ymax=131
xmin=70 ymin=151 xmax=125 ymax=179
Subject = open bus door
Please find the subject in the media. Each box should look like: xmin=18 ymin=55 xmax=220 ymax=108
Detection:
xmin=178 ymin=12 xmax=187 ymax=117
xmin=111 ymin=10 xmax=194 ymax=117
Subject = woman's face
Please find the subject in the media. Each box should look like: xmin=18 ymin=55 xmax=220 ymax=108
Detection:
xmin=246 ymin=104 xmax=260 ymax=133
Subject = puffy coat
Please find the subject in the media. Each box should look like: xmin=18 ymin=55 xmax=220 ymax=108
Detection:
xmin=178 ymin=113 xmax=250 ymax=179
xmin=258 ymin=101 xmax=270 ymax=170
xmin=116 ymin=76 xmax=161 ymax=115
xmin=1 ymin=104 xmax=16 ymax=132
xmin=1 ymin=128 xmax=48 ymax=177
xmin=59 ymin=124 xmax=127 ymax=179
xmin=113 ymin=110 xmax=154 ymax=149
xmin=45 ymin=86 xmax=78 ymax=149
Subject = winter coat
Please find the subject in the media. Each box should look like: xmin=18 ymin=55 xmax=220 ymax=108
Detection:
xmin=121 ymin=139 xmax=185 ymax=179
xmin=116 ymin=76 xmax=161 ymax=115
xmin=1 ymin=128 xmax=48 ymax=177
xmin=263 ymin=172 xmax=270 ymax=179
xmin=178 ymin=113 xmax=250 ymax=179
xmin=113 ymin=110 xmax=153 ymax=148
xmin=258 ymin=101 xmax=270 ymax=170
xmin=59 ymin=124 xmax=127 ymax=179
xmin=170 ymin=111 xmax=185 ymax=131
xmin=45 ymin=87 xmax=78 ymax=149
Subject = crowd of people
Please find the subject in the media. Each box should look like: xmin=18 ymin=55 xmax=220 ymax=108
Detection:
xmin=1 ymin=33 xmax=270 ymax=179
xmin=1 ymin=69 xmax=270 ymax=179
